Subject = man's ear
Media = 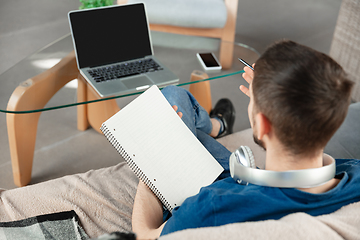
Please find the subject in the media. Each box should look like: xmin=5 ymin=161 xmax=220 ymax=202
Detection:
xmin=255 ymin=112 xmax=271 ymax=140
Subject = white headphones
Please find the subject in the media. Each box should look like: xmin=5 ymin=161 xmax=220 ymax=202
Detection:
xmin=229 ymin=146 xmax=336 ymax=188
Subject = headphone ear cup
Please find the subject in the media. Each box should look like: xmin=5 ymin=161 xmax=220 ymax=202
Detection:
xmin=241 ymin=146 xmax=256 ymax=169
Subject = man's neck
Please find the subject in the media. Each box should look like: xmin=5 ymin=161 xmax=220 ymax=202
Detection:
xmin=264 ymin=147 xmax=339 ymax=194
xmin=264 ymin=147 xmax=324 ymax=172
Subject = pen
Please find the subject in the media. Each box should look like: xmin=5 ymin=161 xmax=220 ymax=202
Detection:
xmin=238 ymin=58 xmax=254 ymax=71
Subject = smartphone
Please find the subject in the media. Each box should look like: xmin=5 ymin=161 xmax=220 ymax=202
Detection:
xmin=196 ymin=53 xmax=222 ymax=72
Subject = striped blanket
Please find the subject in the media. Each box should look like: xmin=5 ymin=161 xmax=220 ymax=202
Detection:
xmin=0 ymin=210 xmax=88 ymax=240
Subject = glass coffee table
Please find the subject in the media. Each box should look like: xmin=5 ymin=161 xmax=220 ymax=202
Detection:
xmin=1 ymin=32 xmax=259 ymax=187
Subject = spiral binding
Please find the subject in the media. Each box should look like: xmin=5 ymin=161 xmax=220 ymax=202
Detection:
xmin=100 ymin=123 xmax=173 ymax=212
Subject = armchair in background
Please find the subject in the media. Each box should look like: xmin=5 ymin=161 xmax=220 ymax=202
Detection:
xmin=117 ymin=0 xmax=239 ymax=69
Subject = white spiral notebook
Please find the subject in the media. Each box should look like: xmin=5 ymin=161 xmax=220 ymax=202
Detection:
xmin=100 ymin=85 xmax=223 ymax=212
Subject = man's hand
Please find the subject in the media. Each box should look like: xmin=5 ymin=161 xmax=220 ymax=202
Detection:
xmin=240 ymin=64 xmax=255 ymax=97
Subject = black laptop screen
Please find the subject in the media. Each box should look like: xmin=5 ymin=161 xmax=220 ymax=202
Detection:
xmin=69 ymin=4 xmax=153 ymax=68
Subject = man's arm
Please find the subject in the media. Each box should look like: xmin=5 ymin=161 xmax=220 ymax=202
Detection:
xmin=132 ymin=181 xmax=166 ymax=239
xmin=132 ymin=105 xmax=182 ymax=239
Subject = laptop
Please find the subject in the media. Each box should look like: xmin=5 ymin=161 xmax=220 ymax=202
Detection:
xmin=68 ymin=3 xmax=179 ymax=97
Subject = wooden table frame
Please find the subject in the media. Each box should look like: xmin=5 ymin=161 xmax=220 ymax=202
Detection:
xmin=6 ymin=51 xmax=211 ymax=187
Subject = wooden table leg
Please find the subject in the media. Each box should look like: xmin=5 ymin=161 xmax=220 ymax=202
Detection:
xmin=7 ymin=58 xmax=119 ymax=187
xmin=189 ymin=70 xmax=212 ymax=113
xmin=7 ymin=52 xmax=78 ymax=187
xmin=77 ymin=75 xmax=90 ymax=131
xmin=7 ymin=111 xmax=41 ymax=187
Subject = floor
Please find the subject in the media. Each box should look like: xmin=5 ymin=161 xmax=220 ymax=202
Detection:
xmin=0 ymin=0 xmax=342 ymax=189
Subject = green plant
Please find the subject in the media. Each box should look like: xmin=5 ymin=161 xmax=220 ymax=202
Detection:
xmin=79 ymin=0 xmax=115 ymax=9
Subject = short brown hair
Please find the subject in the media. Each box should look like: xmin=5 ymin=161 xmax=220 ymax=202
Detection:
xmin=252 ymin=40 xmax=354 ymax=156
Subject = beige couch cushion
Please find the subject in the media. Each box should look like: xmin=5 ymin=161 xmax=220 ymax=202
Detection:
xmin=159 ymin=201 xmax=360 ymax=240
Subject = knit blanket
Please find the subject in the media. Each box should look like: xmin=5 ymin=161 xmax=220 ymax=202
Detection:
xmin=0 ymin=210 xmax=88 ymax=240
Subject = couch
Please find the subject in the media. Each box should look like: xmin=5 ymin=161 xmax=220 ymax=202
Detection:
xmin=0 ymin=102 xmax=359 ymax=239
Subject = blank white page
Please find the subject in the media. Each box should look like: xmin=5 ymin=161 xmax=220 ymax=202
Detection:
xmin=101 ymin=85 xmax=223 ymax=212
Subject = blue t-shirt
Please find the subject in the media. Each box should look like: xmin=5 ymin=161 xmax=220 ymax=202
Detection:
xmin=161 ymin=159 xmax=360 ymax=236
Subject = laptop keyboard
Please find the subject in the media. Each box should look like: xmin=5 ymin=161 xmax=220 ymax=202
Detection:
xmin=87 ymin=59 xmax=163 ymax=83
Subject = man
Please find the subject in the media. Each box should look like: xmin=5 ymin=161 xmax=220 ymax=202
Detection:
xmin=131 ymin=40 xmax=360 ymax=239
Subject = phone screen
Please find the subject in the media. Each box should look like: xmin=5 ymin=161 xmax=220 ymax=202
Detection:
xmin=199 ymin=53 xmax=220 ymax=67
